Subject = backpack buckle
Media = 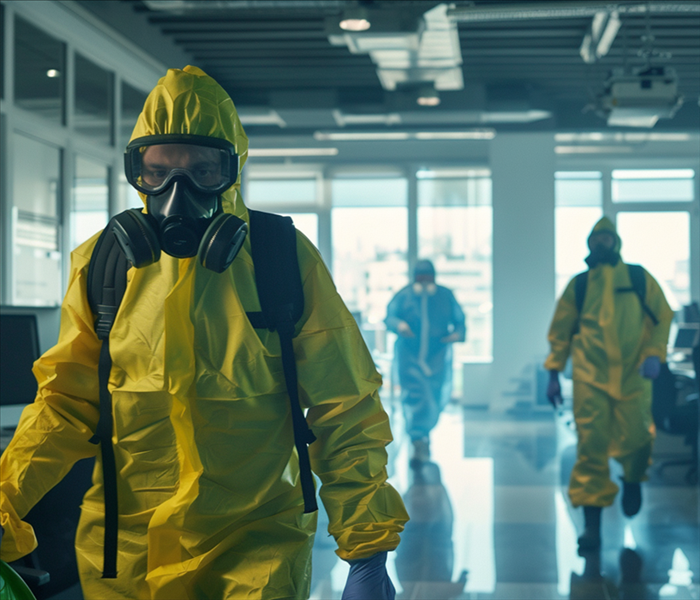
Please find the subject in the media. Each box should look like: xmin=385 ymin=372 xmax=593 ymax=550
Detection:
xmin=95 ymin=305 xmax=118 ymax=340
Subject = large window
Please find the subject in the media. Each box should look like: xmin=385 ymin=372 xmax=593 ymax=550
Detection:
xmin=71 ymin=157 xmax=109 ymax=250
xmin=617 ymin=212 xmax=690 ymax=309
xmin=247 ymin=179 xmax=318 ymax=208
xmin=554 ymin=172 xmax=603 ymax=297
xmin=332 ymin=177 xmax=409 ymax=351
xmin=613 ymin=168 xmax=695 ymax=310
xmin=14 ymin=16 xmax=65 ymax=124
xmin=11 ymin=133 xmax=62 ymax=306
xmin=120 ymin=82 xmax=148 ymax=151
xmin=612 ymin=169 xmax=695 ymax=203
xmin=417 ymin=169 xmax=493 ymax=361
xmin=74 ymin=53 xmax=113 ymax=145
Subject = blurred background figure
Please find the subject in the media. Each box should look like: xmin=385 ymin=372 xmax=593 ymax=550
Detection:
xmin=385 ymin=260 xmax=466 ymax=461
xmin=395 ymin=460 xmax=467 ymax=600
xmin=545 ymin=217 xmax=674 ymax=552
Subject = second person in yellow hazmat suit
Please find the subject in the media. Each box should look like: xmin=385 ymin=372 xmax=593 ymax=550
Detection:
xmin=0 ymin=66 xmax=408 ymax=600
xmin=545 ymin=217 xmax=673 ymax=552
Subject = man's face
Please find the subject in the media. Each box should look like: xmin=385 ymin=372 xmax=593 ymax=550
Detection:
xmin=589 ymin=231 xmax=615 ymax=251
xmin=141 ymin=144 xmax=223 ymax=189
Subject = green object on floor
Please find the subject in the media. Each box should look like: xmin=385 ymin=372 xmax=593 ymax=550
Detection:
xmin=0 ymin=561 xmax=37 ymax=600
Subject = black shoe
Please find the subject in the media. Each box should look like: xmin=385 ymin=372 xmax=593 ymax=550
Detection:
xmin=621 ymin=480 xmax=642 ymax=517
xmin=578 ymin=506 xmax=602 ymax=553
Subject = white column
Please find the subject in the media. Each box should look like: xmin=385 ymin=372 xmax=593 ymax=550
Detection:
xmin=489 ymin=132 xmax=556 ymax=410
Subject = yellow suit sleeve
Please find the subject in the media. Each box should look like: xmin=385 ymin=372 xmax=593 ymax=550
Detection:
xmin=293 ymin=234 xmax=409 ymax=561
xmin=0 ymin=238 xmax=101 ymax=562
xmin=544 ymin=277 xmax=579 ymax=372
xmin=639 ymin=268 xmax=674 ymax=363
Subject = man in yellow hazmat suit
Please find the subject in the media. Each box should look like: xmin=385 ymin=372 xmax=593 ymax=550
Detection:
xmin=545 ymin=216 xmax=673 ymax=552
xmin=0 ymin=66 xmax=408 ymax=599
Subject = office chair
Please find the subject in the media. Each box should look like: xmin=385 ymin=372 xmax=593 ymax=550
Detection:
xmin=652 ymin=362 xmax=699 ymax=485
xmin=1 ymin=314 xmax=93 ymax=599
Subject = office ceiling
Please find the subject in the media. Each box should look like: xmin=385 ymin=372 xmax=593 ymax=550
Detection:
xmin=86 ymin=0 xmax=700 ymax=133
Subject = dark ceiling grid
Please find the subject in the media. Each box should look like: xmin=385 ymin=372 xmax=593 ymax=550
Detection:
xmin=121 ymin=0 xmax=700 ymax=131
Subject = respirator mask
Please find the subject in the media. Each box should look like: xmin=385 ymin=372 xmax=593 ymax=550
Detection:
xmin=113 ymin=134 xmax=248 ymax=273
xmin=585 ymin=230 xmax=620 ymax=268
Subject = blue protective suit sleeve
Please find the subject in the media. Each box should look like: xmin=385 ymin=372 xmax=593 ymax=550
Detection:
xmin=448 ymin=290 xmax=467 ymax=340
xmin=342 ymin=552 xmax=395 ymax=600
xmin=385 ymin=288 xmax=407 ymax=333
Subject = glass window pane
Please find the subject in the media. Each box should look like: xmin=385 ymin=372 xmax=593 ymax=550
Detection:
xmin=616 ymin=212 xmax=690 ymax=309
xmin=555 ymin=173 xmax=603 ymax=297
xmin=418 ymin=178 xmax=493 ymax=365
xmin=247 ymin=179 xmax=316 ymax=207
xmin=416 ymin=177 xmax=492 ymax=207
xmin=12 ymin=133 xmax=62 ymax=306
xmin=280 ymin=213 xmax=318 ymax=248
xmin=120 ymin=82 xmax=148 ymax=151
xmin=612 ymin=169 xmax=695 ymax=203
xmin=14 ymin=16 xmax=65 ymax=123
xmin=119 ymin=172 xmax=143 ymax=211
xmin=74 ymin=53 xmax=113 ymax=145
xmin=72 ymin=157 xmax=109 ymax=250
xmin=332 ymin=178 xmax=407 ymax=207
xmin=332 ymin=177 xmax=408 ymax=357
xmin=1 ymin=6 xmax=5 ymax=100
xmin=554 ymin=171 xmax=602 ymax=207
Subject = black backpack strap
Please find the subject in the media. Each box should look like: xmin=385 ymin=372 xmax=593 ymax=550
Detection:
xmin=87 ymin=223 xmax=128 ymax=579
xmin=246 ymin=209 xmax=317 ymax=514
xmin=617 ymin=264 xmax=659 ymax=326
xmin=572 ymin=271 xmax=589 ymax=336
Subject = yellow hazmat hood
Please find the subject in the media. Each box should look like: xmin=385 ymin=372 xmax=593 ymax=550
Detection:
xmin=130 ymin=66 xmax=248 ymax=215
xmin=588 ymin=216 xmax=622 ymax=253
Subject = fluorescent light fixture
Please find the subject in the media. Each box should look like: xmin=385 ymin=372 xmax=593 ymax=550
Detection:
xmin=417 ymin=168 xmax=491 ymax=179
xmin=248 ymin=148 xmax=339 ymax=157
xmin=580 ymin=10 xmax=620 ymax=63
xmin=339 ymin=4 xmax=371 ymax=32
xmin=596 ymin=10 xmax=620 ymax=58
xmin=314 ymin=130 xmax=495 ymax=141
xmin=555 ymin=146 xmax=634 ymax=154
xmin=332 ymin=110 xmax=402 ymax=127
xmin=315 ymin=132 xmax=410 ymax=141
xmin=555 ymin=132 xmax=692 ymax=143
xmin=612 ymin=169 xmax=695 ymax=179
xmin=481 ymin=110 xmax=552 ymax=123
xmin=46 ymin=69 xmax=60 ymax=78
xmin=414 ymin=130 xmax=495 ymax=140
xmin=237 ymin=109 xmax=286 ymax=127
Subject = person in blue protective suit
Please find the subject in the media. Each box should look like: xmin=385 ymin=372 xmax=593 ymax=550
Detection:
xmin=385 ymin=260 xmax=466 ymax=461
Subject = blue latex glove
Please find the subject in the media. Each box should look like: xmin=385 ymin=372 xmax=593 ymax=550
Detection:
xmin=640 ymin=356 xmax=661 ymax=379
xmin=546 ymin=370 xmax=562 ymax=408
xmin=341 ymin=552 xmax=395 ymax=600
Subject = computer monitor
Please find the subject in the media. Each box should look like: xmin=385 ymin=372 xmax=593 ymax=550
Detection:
xmin=0 ymin=314 xmax=40 ymax=406
xmin=673 ymin=324 xmax=700 ymax=353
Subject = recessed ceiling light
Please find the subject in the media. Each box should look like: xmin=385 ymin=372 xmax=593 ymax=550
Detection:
xmin=339 ymin=5 xmax=370 ymax=31
xmin=339 ymin=18 xmax=371 ymax=31
xmin=416 ymin=86 xmax=440 ymax=106
xmin=46 ymin=69 xmax=60 ymax=78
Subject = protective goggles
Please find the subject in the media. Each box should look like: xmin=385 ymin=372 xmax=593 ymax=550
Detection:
xmin=124 ymin=134 xmax=239 ymax=195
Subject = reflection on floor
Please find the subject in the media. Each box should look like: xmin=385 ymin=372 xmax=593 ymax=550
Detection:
xmin=310 ymin=403 xmax=699 ymax=600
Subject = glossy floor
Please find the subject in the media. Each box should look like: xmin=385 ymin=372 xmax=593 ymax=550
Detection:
xmin=309 ymin=404 xmax=699 ymax=600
